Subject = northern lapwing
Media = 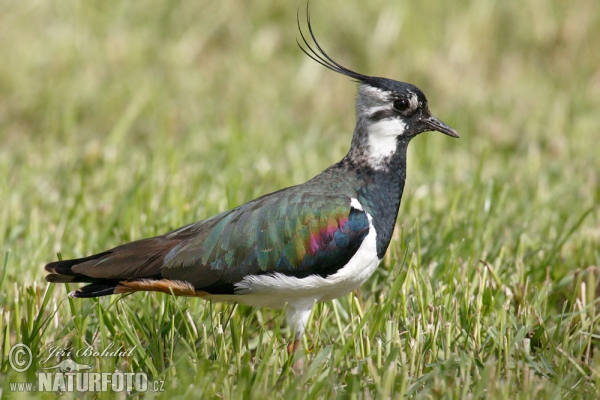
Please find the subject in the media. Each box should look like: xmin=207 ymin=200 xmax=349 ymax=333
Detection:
xmin=45 ymin=11 xmax=458 ymax=353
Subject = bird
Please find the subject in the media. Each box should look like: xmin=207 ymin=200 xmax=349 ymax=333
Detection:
xmin=45 ymin=10 xmax=458 ymax=354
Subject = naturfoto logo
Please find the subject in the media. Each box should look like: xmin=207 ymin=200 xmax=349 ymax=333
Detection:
xmin=8 ymin=343 xmax=163 ymax=394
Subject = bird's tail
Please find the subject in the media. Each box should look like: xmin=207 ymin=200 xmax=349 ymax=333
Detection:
xmin=44 ymin=235 xmax=204 ymax=298
xmin=45 ymin=252 xmax=120 ymax=298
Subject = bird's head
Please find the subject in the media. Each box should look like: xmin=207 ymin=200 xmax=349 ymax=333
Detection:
xmin=298 ymin=10 xmax=458 ymax=170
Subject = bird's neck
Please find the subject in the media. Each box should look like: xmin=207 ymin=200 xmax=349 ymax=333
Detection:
xmin=338 ymin=138 xmax=409 ymax=258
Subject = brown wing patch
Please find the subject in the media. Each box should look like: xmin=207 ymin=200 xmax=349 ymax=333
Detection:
xmin=115 ymin=279 xmax=210 ymax=297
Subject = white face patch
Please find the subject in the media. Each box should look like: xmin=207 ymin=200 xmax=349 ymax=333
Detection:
xmin=366 ymin=118 xmax=407 ymax=169
xmin=355 ymin=83 xmax=417 ymax=170
xmin=406 ymin=90 xmax=419 ymax=111
xmin=360 ymin=85 xmax=387 ymax=98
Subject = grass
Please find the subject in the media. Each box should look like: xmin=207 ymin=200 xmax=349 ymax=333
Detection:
xmin=1 ymin=0 xmax=599 ymax=398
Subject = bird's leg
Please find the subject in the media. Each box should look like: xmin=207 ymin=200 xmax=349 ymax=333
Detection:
xmin=285 ymin=305 xmax=311 ymax=353
xmin=286 ymin=332 xmax=303 ymax=355
xmin=286 ymin=329 xmax=316 ymax=355
xmin=287 ymin=328 xmax=306 ymax=374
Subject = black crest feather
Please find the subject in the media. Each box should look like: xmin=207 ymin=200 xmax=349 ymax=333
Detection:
xmin=296 ymin=5 xmax=371 ymax=84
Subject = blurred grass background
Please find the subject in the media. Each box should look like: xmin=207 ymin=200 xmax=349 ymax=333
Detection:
xmin=0 ymin=0 xmax=599 ymax=398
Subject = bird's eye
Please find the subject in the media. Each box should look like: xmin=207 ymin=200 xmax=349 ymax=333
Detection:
xmin=393 ymin=99 xmax=410 ymax=112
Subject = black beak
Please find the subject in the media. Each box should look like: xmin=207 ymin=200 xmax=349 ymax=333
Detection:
xmin=420 ymin=111 xmax=459 ymax=138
